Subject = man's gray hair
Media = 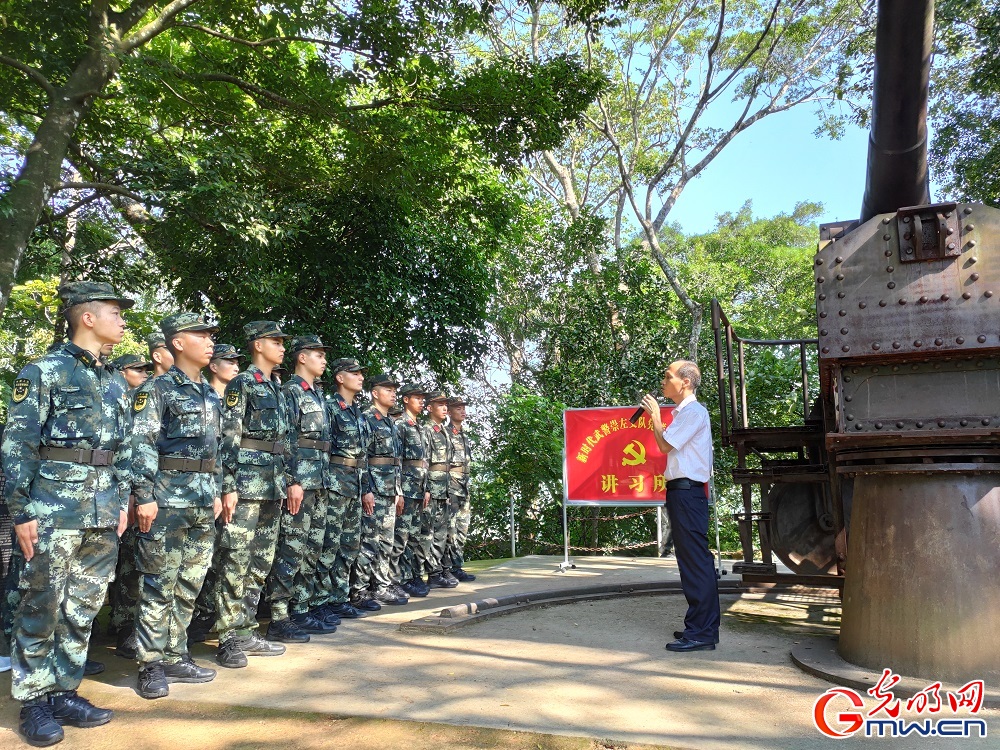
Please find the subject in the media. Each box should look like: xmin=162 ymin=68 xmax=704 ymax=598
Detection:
xmin=675 ymin=360 xmax=702 ymax=389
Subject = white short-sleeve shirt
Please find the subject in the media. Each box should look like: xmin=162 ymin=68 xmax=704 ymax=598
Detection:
xmin=662 ymin=394 xmax=712 ymax=483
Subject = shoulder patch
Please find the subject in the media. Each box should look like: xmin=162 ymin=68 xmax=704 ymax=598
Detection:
xmin=226 ymin=390 xmax=240 ymax=408
xmin=12 ymin=378 xmax=30 ymax=403
xmin=133 ymin=392 xmax=149 ymax=412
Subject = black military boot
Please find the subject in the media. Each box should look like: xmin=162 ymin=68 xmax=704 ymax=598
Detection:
xmin=186 ymin=615 xmax=214 ymax=644
xmin=19 ymin=700 xmax=63 ymax=747
xmin=442 ymin=571 xmax=460 ymax=587
xmin=162 ymin=655 xmax=217 ymax=683
xmin=373 ymin=586 xmax=407 ymax=605
xmin=350 ymin=591 xmax=382 ymax=611
xmin=115 ymin=626 xmax=138 ymax=660
xmin=290 ymin=612 xmax=337 ymax=635
xmin=427 ymin=573 xmax=456 ymax=589
xmin=239 ymin=632 xmax=286 ymax=656
xmin=328 ymin=601 xmax=366 ymax=619
xmin=137 ymin=662 xmax=169 ymax=699
xmin=309 ymin=604 xmax=341 ymax=627
xmin=453 ymin=568 xmax=477 ymax=582
xmin=83 ymin=659 xmax=105 ymax=676
xmin=266 ymin=618 xmax=312 ymax=642
xmin=48 ymin=690 xmax=113 ymax=726
xmin=216 ymin=635 xmax=248 ymax=669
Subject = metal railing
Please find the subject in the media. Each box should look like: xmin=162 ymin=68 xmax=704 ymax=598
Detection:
xmin=711 ymin=299 xmax=818 ymax=444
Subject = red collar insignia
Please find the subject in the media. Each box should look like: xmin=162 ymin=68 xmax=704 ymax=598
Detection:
xmin=254 ymin=371 xmax=264 ymax=383
xmin=433 ymin=424 xmax=440 ymax=432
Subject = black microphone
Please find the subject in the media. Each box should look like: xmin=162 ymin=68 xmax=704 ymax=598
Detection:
xmin=630 ymin=395 xmax=652 ymax=425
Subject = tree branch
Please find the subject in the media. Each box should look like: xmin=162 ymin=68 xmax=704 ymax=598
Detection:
xmin=55 ymin=181 xmax=147 ymax=204
xmin=122 ymin=0 xmax=202 ymax=52
xmin=0 ymin=55 xmax=56 ymax=101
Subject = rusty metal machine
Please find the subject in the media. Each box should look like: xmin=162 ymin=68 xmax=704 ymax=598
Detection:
xmin=714 ymin=0 xmax=1000 ymax=683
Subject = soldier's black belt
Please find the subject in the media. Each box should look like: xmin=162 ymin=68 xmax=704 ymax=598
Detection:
xmin=369 ymin=457 xmax=401 ymax=466
xmin=329 ymin=456 xmax=363 ymax=468
xmin=159 ymin=456 xmax=216 ymax=473
xmin=297 ymin=438 xmax=332 ymax=451
xmin=402 ymin=459 xmax=428 ymax=468
xmin=240 ymin=438 xmax=284 ymax=454
xmin=428 ymin=462 xmax=450 ymax=472
xmin=39 ymin=446 xmax=114 ymax=466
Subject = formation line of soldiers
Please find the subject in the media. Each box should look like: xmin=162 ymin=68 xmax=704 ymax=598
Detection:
xmin=1 ymin=282 xmax=476 ymax=747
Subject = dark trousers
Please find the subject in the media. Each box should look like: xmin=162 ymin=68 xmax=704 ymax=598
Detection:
xmin=666 ymin=485 xmax=720 ymax=643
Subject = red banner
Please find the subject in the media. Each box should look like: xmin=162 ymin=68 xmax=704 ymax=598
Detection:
xmin=563 ymin=405 xmax=675 ymax=505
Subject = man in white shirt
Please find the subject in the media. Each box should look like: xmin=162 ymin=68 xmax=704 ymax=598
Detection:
xmin=642 ymin=360 xmax=719 ymax=652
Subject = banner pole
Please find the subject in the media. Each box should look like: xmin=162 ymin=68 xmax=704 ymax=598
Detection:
xmin=559 ymin=499 xmax=572 ymax=571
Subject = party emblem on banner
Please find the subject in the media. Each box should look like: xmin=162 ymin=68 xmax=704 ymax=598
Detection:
xmin=563 ymin=405 xmax=674 ymax=505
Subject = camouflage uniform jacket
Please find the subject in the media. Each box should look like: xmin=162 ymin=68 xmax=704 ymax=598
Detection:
xmin=424 ymin=421 xmax=452 ymax=499
xmin=326 ymin=392 xmax=371 ymax=498
xmin=221 ymin=364 xmax=292 ymax=501
xmin=130 ymin=366 xmax=223 ymax=508
xmin=1 ymin=342 xmax=131 ymax=529
xmin=448 ymin=424 xmax=471 ymax=500
xmin=396 ymin=415 xmax=427 ymax=500
xmin=283 ymin=375 xmax=330 ymax=491
xmin=364 ymin=406 xmax=401 ymax=497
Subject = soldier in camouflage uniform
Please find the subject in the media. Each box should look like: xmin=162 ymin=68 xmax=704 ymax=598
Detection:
xmin=394 ymin=384 xmax=430 ymax=597
xmin=215 ymin=322 xmax=291 ymax=668
xmin=424 ymin=391 xmax=458 ymax=589
xmin=188 ymin=343 xmax=243 ymax=644
xmin=316 ymin=358 xmax=372 ymax=619
xmin=146 ymin=331 xmax=174 ymax=376
xmin=131 ymin=313 xmax=222 ymax=699
xmin=265 ymin=336 xmax=336 ymax=641
xmin=351 ymin=374 xmax=407 ymax=607
xmin=445 ymin=397 xmax=476 ymax=582
xmin=2 ymin=281 xmax=133 ymax=746
xmin=107 ymin=353 xmax=152 ymax=660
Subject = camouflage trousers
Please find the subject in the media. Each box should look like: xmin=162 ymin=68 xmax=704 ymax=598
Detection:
xmin=390 ymin=496 xmax=421 ymax=584
xmin=135 ymin=506 xmax=215 ymax=665
xmin=191 ymin=522 xmax=221 ymax=628
xmin=350 ymin=493 xmax=396 ymax=596
xmin=290 ymin=490 xmax=327 ymax=616
xmin=109 ymin=525 xmax=139 ymax=633
xmin=406 ymin=502 xmax=434 ymax=580
xmin=427 ymin=495 xmax=451 ymax=576
xmin=446 ymin=495 xmax=471 ymax=572
xmin=215 ymin=500 xmax=281 ymax=640
xmin=314 ymin=491 xmax=361 ymax=606
xmin=267 ymin=489 xmax=320 ymax=621
xmin=2 ymin=531 xmax=24 ymax=658
xmin=10 ymin=526 xmax=117 ymax=702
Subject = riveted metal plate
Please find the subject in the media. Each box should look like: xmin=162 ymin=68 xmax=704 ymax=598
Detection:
xmin=897 ymin=202 xmax=961 ymax=262
xmin=815 ymin=203 xmax=999 ymax=359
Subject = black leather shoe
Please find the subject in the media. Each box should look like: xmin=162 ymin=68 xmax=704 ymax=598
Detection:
xmin=266 ymin=618 xmax=312 ymax=642
xmin=665 ymin=637 xmax=716 ymax=652
xmin=442 ymin=571 xmax=460 ymax=587
xmin=350 ymin=592 xmax=382 ymax=611
xmin=83 ymin=659 xmax=105 ymax=676
xmin=673 ymin=630 xmax=720 ymax=644
xmin=328 ymin=602 xmax=366 ymax=619
xmin=290 ymin=612 xmax=336 ymax=634
xmin=309 ymin=605 xmax=341 ymax=627
xmin=48 ymin=690 xmax=113 ymax=726
xmin=162 ymin=656 xmax=217 ymax=683
xmin=216 ymin=636 xmax=248 ymax=669
xmin=239 ymin=632 xmax=286 ymax=656
xmin=19 ymin=701 xmax=63 ymax=746
xmin=137 ymin=662 xmax=170 ymax=699
xmin=453 ymin=568 xmax=476 ymax=582
xmin=373 ymin=587 xmax=407 ymax=605
xmin=115 ymin=626 xmax=139 ymax=660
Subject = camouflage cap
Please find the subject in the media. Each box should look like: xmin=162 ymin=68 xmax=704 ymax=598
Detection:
xmin=211 ymin=343 xmax=242 ymax=361
xmin=425 ymin=389 xmax=449 ymax=403
xmin=368 ymin=373 xmax=400 ymax=389
xmin=447 ymin=395 xmax=468 ymax=407
xmin=146 ymin=331 xmax=167 ymax=353
xmin=398 ymin=383 xmax=427 ymax=397
xmin=161 ymin=311 xmax=219 ymax=339
xmin=289 ymin=334 xmax=328 ymax=356
xmin=111 ymin=353 xmax=152 ymax=371
xmin=388 ymin=405 xmax=404 ymax=417
xmin=330 ymin=357 xmax=366 ymax=375
xmin=58 ymin=281 xmax=134 ymax=310
xmin=243 ymin=320 xmax=287 ymax=342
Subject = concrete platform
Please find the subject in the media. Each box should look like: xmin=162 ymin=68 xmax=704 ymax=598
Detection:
xmin=1 ymin=555 xmax=996 ymax=749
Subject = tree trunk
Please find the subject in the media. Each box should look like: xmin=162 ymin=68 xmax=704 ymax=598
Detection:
xmin=0 ymin=48 xmax=119 ymax=312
